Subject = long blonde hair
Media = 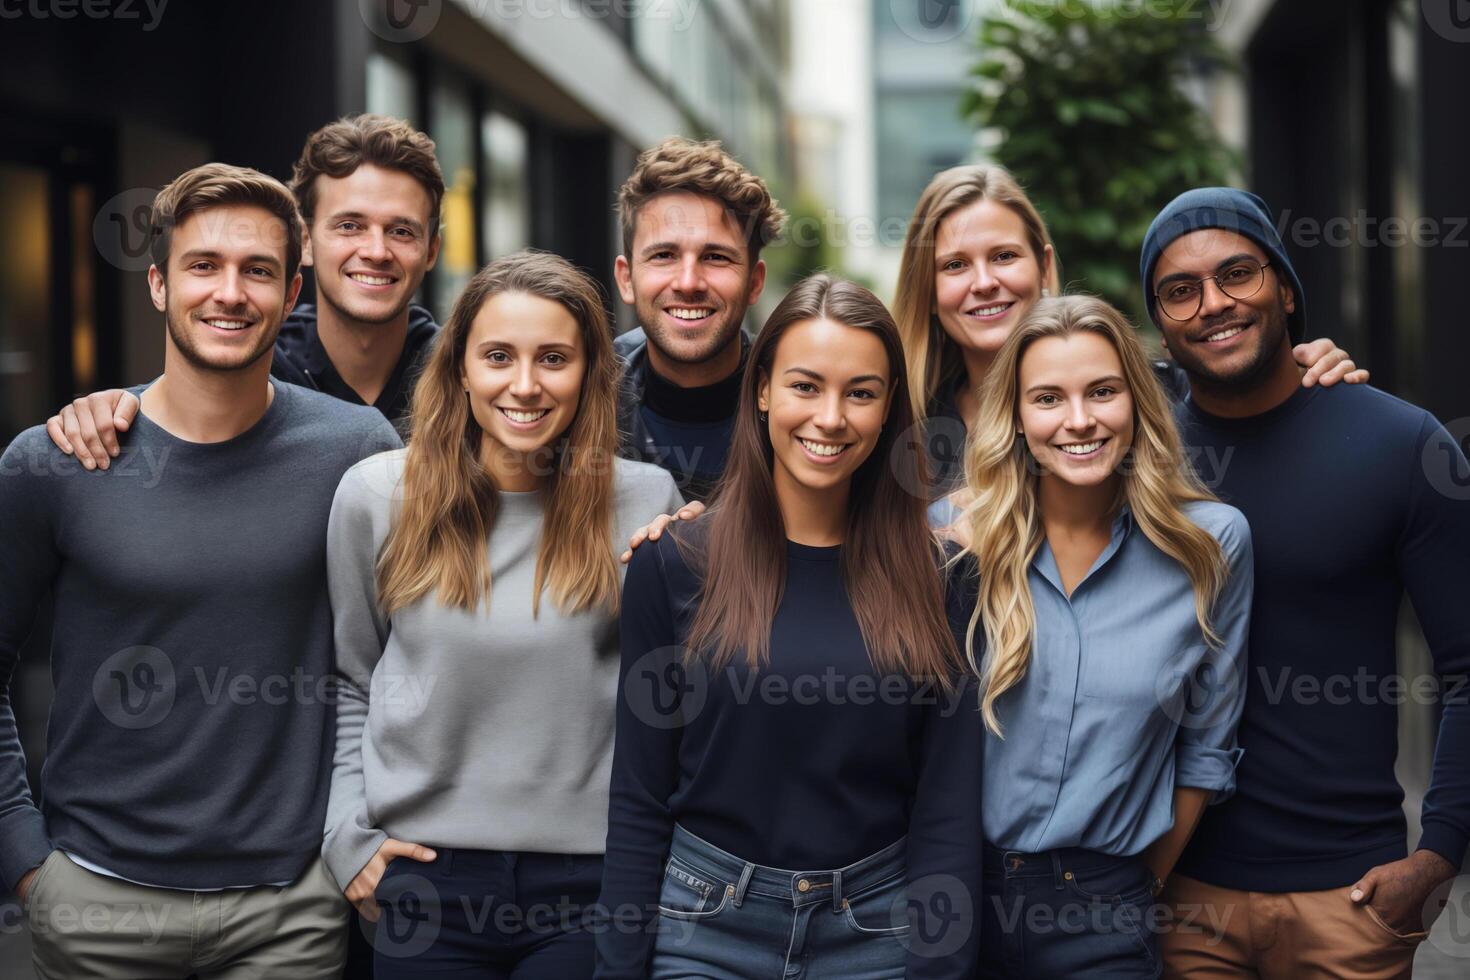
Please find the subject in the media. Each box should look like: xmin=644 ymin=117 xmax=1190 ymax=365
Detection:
xmin=893 ymin=164 xmax=1061 ymax=422
xmin=377 ymin=250 xmax=622 ymax=618
xmin=960 ymin=295 xmax=1226 ymax=735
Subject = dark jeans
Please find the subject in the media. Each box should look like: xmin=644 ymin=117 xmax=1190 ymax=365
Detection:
xmin=978 ymin=843 xmax=1161 ymax=979
xmin=371 ymin=847 xmax=602 ymax=979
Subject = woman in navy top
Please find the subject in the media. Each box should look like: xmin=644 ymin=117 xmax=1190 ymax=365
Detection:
xmin=596 ymin=275 xmax=984 ymax=980
xmin=950 ymin=295 xmax=1253 ymax=978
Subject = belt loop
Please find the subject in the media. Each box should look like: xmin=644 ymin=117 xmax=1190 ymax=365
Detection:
xmin=732 ymin=862 xmax=755 ymax=908
xmin=831 ymin=869 xmax=844 ymax=913
xmin=1050 ymin=851 xmax=1065 ymax=891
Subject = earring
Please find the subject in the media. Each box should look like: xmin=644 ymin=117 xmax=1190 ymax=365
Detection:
xmin=1041 ymin=287 xmax=1050 ymax=298
xmin=759 ymin=410 xmax=769 ymax=422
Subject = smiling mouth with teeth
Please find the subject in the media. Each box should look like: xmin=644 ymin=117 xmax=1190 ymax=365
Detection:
xmin=1200 ymin=324 xmax=1247 ymax=343
xmin=1056 ymin=439 xmax=1107 ymax=456
xmin=966 ymin=302 xmax=1014 ymax=318
xmin=498 ymin=408 xmax=551 ymax=423
xmin=348 ymin=273 xmax=397 ymax=286
xmin=798 ymin=437 xmax=849 ymax=458
xmin=202 ymin=318 xmax=253 ymax=331
xmin=666 ymin=307 xmax=714 ymax=321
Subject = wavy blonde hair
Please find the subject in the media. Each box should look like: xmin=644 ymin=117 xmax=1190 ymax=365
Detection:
xmin=959 ymin=295 xmax=1226 ymax=735
xmin=893 ymin=164 xmax=1061 ymax=422
xmin=377 ymin=250 xmax=621 ymax=618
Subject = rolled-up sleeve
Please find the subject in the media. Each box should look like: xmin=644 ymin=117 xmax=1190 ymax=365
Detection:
xmin=1175 ymin=509 xmax=1253 ymax=802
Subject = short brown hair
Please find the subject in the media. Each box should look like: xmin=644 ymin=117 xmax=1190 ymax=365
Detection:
xmin=290 ymin=114 xmax=446 ymax=231
xmin=149 ymin=163 xmax=304 ymax=281
xmin=617 ymin=136 xmax=786 ymax=262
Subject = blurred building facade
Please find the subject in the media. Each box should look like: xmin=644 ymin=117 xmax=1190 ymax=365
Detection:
xmin=0 ymin=0 xmax=792 ymax=443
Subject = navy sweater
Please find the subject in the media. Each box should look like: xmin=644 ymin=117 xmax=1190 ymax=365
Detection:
xmin=597 ymin=531 xmax=984 ymax=979
xmin=1174 ymin=383 xmax=1470 ymax=891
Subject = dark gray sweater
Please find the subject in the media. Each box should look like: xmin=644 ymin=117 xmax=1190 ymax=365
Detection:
xmin=0 ymin=381 xmax=401 ymax=891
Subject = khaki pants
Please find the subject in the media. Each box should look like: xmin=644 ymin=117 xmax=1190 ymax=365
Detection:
xmin=1158 ymin=872 xmax=1426 ymax=979
xmin=24 ymin=850 xmax=349 ymax=980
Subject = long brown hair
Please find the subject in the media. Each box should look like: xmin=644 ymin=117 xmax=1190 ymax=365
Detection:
xmin=684 ymin=274 xmax=959 ymax=680
xmin=377 ymin=250 xmax=622 ymax=617
xmin=959 ymin=296 xmax=1227 ymax=734
xmin=893 ymin=164 xmax=1061 ymax=421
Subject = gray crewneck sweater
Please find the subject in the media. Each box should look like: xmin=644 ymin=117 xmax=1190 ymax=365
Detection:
xmin=323 ymin=449 xmax=683 ymax=887
xmin=0 ymin=382 xmax=401 ymax=892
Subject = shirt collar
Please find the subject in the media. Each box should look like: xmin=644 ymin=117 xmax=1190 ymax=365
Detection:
xmin=1033 ymin=503 xmax=1135 ymax=598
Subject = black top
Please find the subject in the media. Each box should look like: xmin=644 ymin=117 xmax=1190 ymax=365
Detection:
xmin=1173 ymin=383 xmax=1470 ymax=891
xmin=613 ymin=327 xmax=748 ymax=503
xmin=271 ymin=303 xmax=440 ymax=435
xmin=597 ymin=529 xmax=984 ymax=979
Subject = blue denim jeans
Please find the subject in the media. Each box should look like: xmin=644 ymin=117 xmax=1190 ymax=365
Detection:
xmin=650 ymin=824 xmax=911 ymax=980
xmin=978 ymin=843 xmax=1161 ymax=979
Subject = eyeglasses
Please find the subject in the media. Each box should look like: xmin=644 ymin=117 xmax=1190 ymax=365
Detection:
xmin=1155 ymin=260 xmax=1272 ymax=322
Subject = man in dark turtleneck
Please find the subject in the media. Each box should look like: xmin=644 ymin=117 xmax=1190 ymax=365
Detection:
xmin=612 ymin=137 xmax=787 ymax=502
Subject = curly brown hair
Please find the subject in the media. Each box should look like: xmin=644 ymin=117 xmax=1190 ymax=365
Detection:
xmin=290 ymin=114 xmax=446 ymax=231
xmin=617 ymin=136 xmax=786 ymax=262
xmin=149 ymin=162 xmax=303 ymax=281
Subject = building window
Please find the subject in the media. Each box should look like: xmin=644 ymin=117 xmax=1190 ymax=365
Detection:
xmin=367 ymin=52 xmax=418 ymax=125
xmin=430 ymin=76 xmax=478 ymax=318
xmin=481 ymin=110 xmax=530 ymax=259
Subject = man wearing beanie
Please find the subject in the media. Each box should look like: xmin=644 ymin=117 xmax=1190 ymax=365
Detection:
xmin=1141 ymin=187 xmax=1470 ymax=978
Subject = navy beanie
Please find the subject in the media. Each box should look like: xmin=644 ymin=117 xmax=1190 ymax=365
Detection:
xmin=1140 ymin=187 xmax=1306 ymax=343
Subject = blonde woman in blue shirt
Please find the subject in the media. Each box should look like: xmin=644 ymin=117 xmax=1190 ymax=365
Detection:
xmin=950 ymin=294 xmax=1253 ymax=978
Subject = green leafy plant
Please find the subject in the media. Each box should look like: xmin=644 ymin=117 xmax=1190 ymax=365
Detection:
xmin=962 ymin=1 xmax=1239 ymax=321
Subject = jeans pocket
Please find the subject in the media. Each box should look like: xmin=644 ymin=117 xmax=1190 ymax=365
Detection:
xmin=841 ymin=874 xmax=910 ymax=937
xmin=657 ymin=857 xmax=731 ymax=920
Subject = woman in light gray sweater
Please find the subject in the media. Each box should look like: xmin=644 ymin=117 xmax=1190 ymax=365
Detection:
xmin=323 ymin=251 xmax=682 ymax=978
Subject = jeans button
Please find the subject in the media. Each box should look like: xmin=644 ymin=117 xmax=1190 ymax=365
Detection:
xmin=797 ymin=879 xmax=811 ymax=893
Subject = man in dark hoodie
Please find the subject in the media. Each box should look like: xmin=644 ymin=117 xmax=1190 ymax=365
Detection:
xmin=611 ymin=136 xmax=786 ymax=501
xmin=1140 ymin=188 xmax=1470 ymax=979
xmin=46 ymin=114 xmax=443 ymax=457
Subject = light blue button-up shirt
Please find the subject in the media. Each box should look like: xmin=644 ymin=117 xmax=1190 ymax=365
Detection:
xmin=933 ymin=498 xmax=1253 ymax=856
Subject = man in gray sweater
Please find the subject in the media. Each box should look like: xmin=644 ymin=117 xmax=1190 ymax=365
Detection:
xmin=0 ymin=163 xmax=399 ymax=978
